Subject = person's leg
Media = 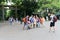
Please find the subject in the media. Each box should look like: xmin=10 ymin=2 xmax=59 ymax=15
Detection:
xmin=35 ymin=23 xmax=36 ymax=28
xmin=37 ymin=22 xmax=40 ymax=28
xmin=10 ymin=21 xmax=12 ymax=25
xmin=31 ymin=23 xmax=33 ymax=28
xmin=49 ymin=22 xmax=52 ymax=32
xmin=20 ymin=21 xmax=22 ymax=24
xmin=52 ymin=22 xmax=55 ymax=32
xmin=27 ymin=23 xmax=32 ymax=29
xmin=23 ymin=25 xmax=25 ymax=30
xmin=28 ymin=23 xmax=31 ymax=29
xmin=36 ymin=23 xmax=38 ymax=27
xmin=23 ymin=23 xmax=25 ymax=30
xmin=49 ymin=27 xmax=52 ymax=31
xmin=33 ymin=24 xmax=36 ymax=28
xmin=52 ymin=27 xmax=55 ymax=32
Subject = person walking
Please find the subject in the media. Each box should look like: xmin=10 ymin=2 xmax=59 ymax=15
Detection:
xmin=33 ymin=16 xmax=37 ymax=28
xmin=29 ymin=15 xmax=34 ymax=28
xmin=36 ymin=15 xmax=40 ymax=28
xmin=22 ymin=15 xmax=29 ymax=30
xmin=40 ymin=17 xmax=45 ymax=25
xmin=49 ymin=13 xmax=57 ymax=32
xmin=8 ymin=16 xmax=14 ymax=25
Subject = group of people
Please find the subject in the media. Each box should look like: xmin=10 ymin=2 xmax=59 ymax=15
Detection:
xmin=8 ymin=17 xmax=19 ymax=25
xmin=22 ymin=13 xmax=57 ymax=32
xmin=22 ymin=15 xmax=45 ymax=30
xmin=8 ymin=13 xmax=57 ymax=32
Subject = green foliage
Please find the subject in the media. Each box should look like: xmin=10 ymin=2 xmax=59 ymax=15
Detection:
xmin=37 ymin=0 xmax=60 ymax=14
xmin=0 ymin=0 xmax=60 ymax=20
xmin=15 ymin=0 xmax=39 ymax=16
xmin=0 ymin=0 xmax=5 ymax=3
xmin=5 ymin=10 xmax=11 ymax=18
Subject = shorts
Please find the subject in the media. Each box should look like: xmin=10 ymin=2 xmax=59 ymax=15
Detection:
xmin=50 ymin=22 xmax=55 ymax=27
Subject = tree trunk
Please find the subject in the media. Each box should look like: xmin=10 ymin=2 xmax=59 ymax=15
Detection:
xmin=15 ymin=6 xmax=17 ymax=18
xmin=2 ymin=6 xmax=4 ymax=21
xmin=24 ymin=11 xmax=26 ymax=17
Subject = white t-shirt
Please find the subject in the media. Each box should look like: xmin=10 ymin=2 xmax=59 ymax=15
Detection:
xmin=9 ymin=17 xmax=13 ymax=22
xmin=50 ymin=15 xmax=55 ymax=22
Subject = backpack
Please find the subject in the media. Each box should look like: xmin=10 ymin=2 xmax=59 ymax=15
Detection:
xmin=22 ymin=17 xmax=26 ymax=22
xmin=53 ymin=16 xmax=57 ymax=22
xmin=29 ymin=17 xmax=34 ymax=23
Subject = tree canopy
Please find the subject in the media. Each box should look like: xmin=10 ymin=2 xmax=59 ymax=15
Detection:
xmin=0 ymin=0 xmax=60 ymax=20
